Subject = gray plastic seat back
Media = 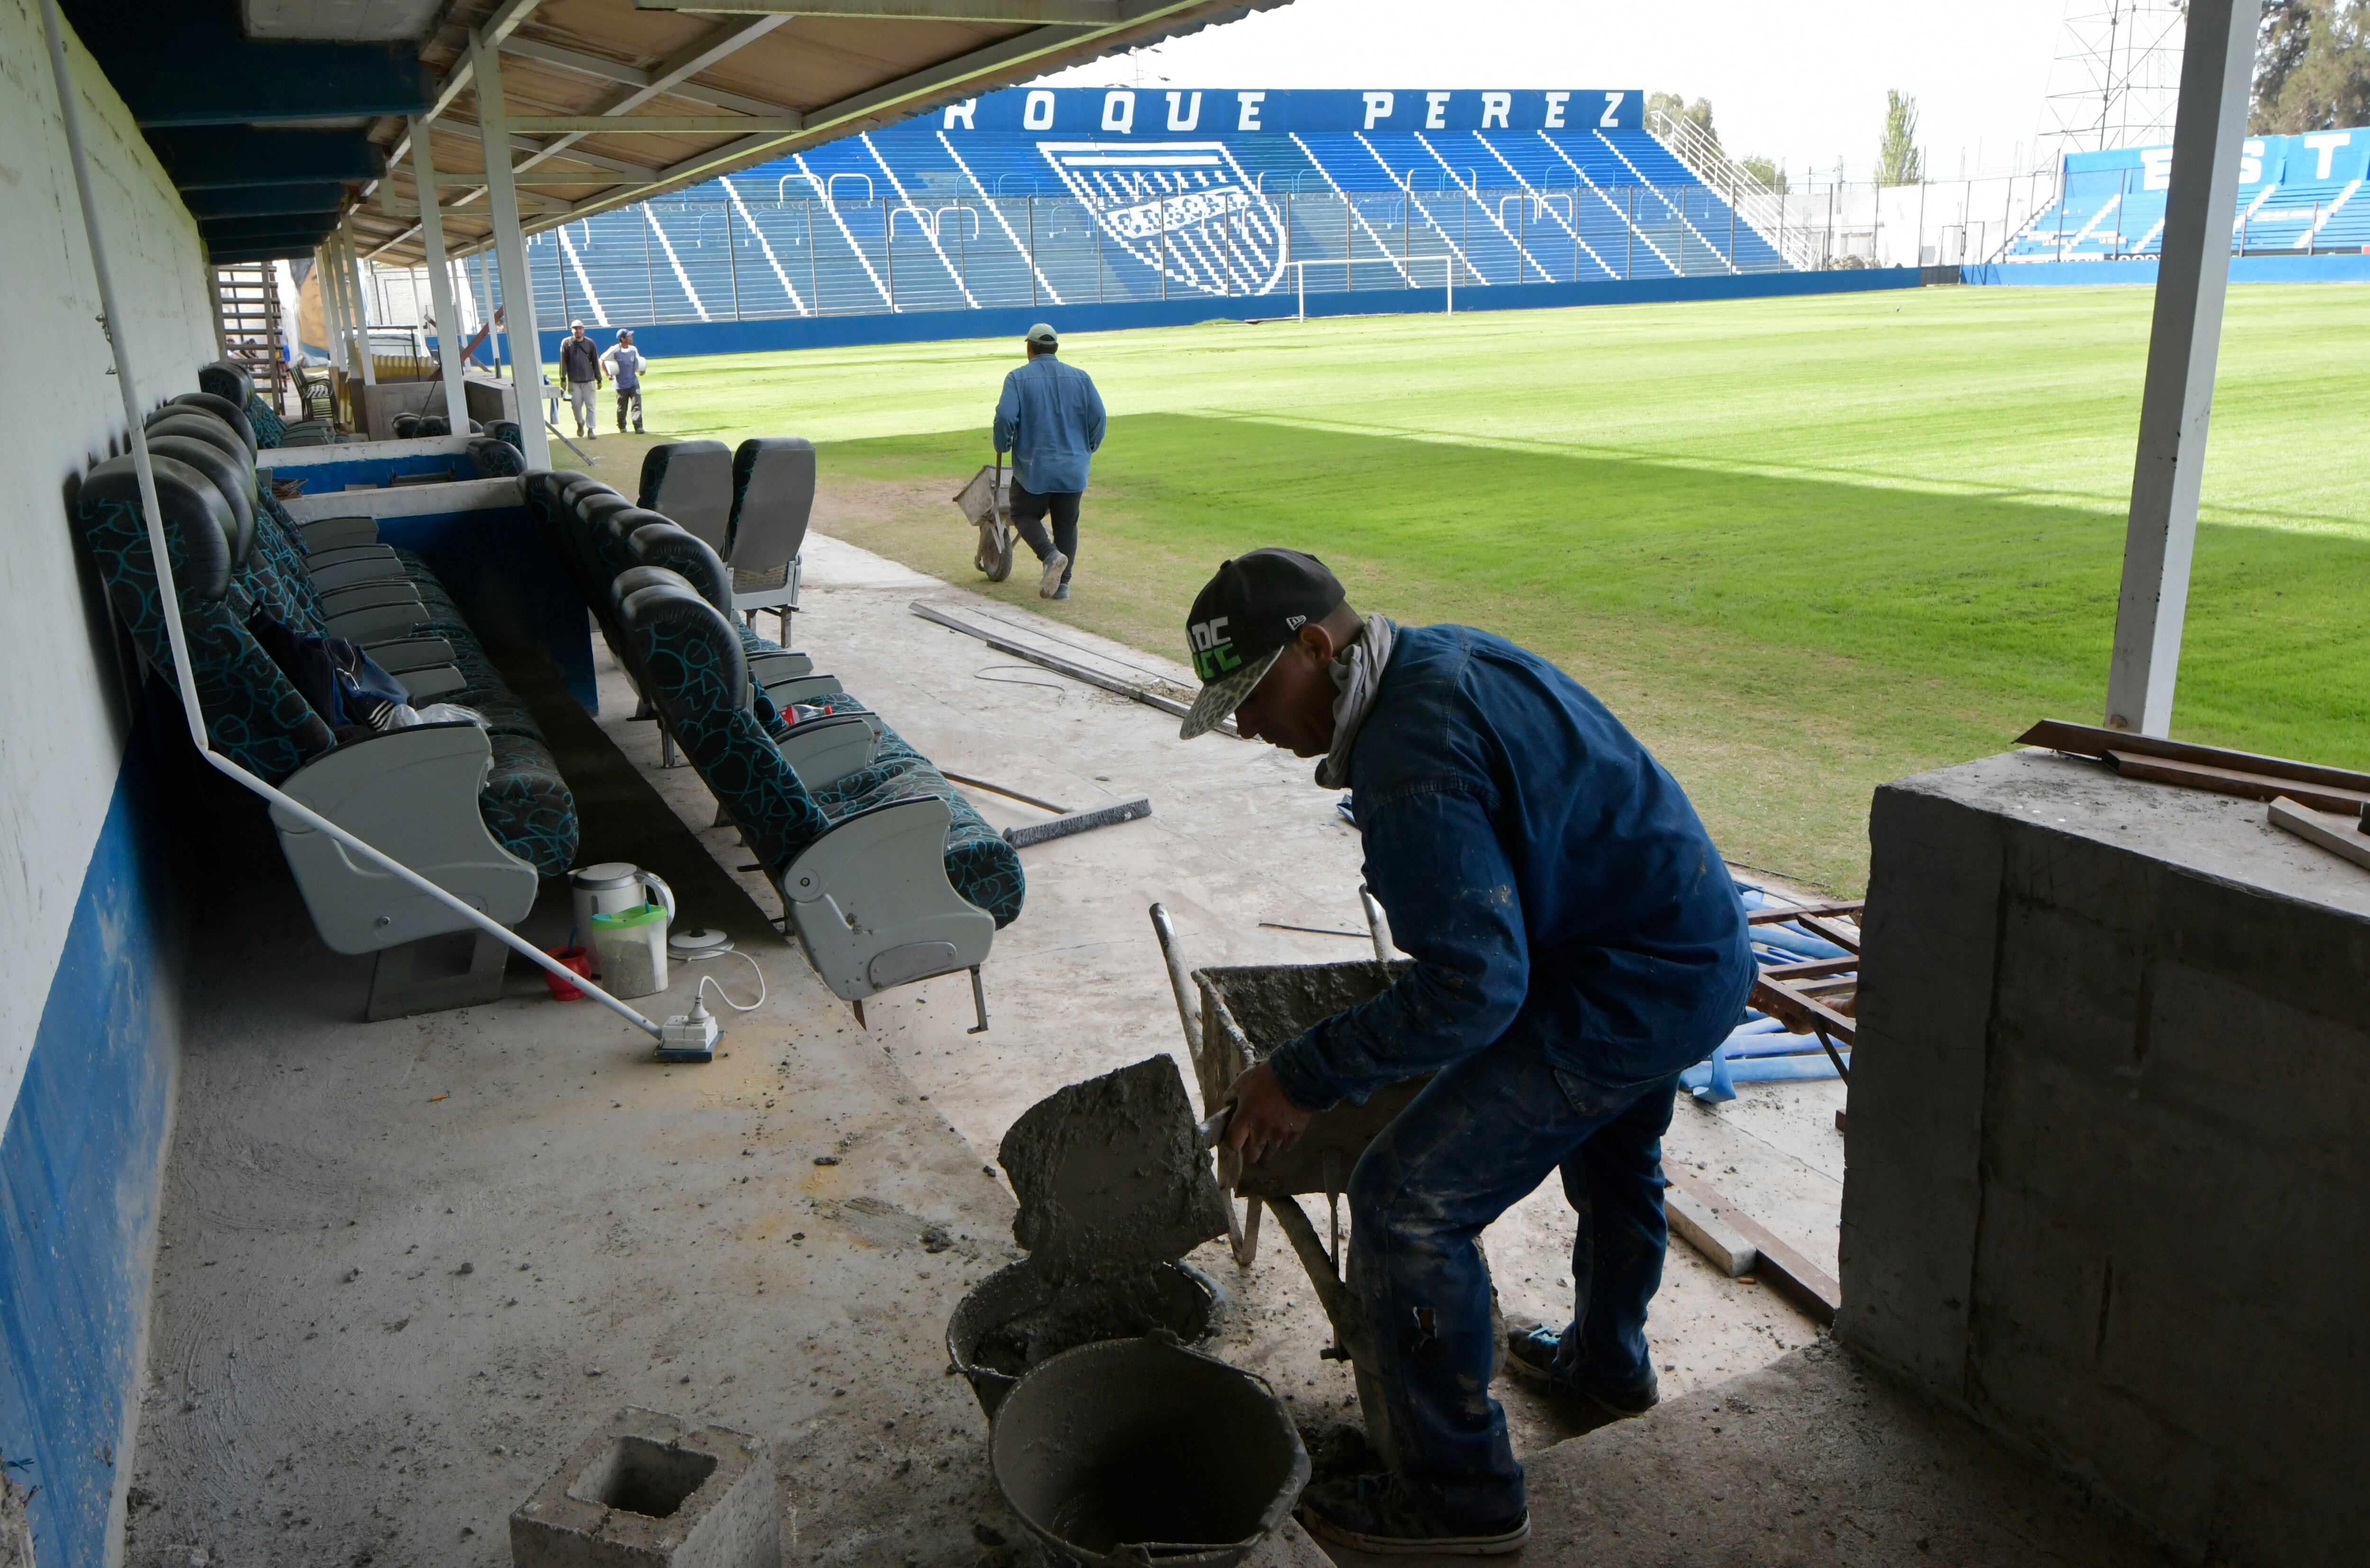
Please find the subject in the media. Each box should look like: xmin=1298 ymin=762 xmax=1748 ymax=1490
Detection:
xmin=638 ymin=440 xmax=733 ymax=552
xmin=727 ymin=437 xmax=814 ymax=575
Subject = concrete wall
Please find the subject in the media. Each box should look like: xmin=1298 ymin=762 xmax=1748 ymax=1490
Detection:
xmin=1841 ymin=750 xmax=2370 ymax=1566
xmin=0 ymin=2 xmax=215 ymax=1561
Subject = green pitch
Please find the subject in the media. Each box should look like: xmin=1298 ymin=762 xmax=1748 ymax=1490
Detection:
xmin=625 ymin=283 xmax=2370 ymax=891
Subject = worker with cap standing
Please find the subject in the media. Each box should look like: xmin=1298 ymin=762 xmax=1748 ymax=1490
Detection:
xmin=558 ymin=319 xmax=603 ymax=439
xmin=1178 ymin=549 xmax=1752 ymax=1556
xmin=601 ymin=328 xmax=647 ymax=434
xmin=992 ymin=323 xmax=1105 ymax=600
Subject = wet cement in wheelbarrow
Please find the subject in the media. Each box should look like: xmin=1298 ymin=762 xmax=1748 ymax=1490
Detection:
xmin=996 ymin=1055 xmax=1231 ymax=1286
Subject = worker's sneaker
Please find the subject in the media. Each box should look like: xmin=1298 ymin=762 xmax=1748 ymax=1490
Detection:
xmin=1504 ymin=1323 xmax=1659 ymax=1414
xmin=1298 ymin=1474 xmax=1528 ymax=1557
xmin=1036 ymin=549 xmax=1069 ymax=598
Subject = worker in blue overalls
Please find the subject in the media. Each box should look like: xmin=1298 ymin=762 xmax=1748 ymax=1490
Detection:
xmin=1178 ymin=548 xmax=1754 ymax=1557
xmin=992 ymin=322 xmax=1105 ymax=602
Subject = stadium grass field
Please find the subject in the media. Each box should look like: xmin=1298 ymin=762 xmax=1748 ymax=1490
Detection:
xmin=575 ymin=283 xmax=2370 ymax=892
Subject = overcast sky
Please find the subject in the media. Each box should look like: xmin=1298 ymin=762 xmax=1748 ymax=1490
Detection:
xmin=1036 ymin=0 xmax=2079 ymax=180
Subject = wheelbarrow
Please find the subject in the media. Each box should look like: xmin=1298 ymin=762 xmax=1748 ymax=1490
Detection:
xmin=1149 ymin=901 xmax=1430 ymax=1468
xmin=952 ymin=455 xmax=1016 ymax=582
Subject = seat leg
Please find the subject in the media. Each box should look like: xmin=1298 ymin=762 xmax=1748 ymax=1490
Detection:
xmin=968 ymin=966 xmax=990 ymax=1035
xmin=710 ymin=801 xmax=732 ymax=829
xmin=659 ymin=726 xmax=680 ymax=769
xmin=366 ymin=929 xmax=509 ymax=1021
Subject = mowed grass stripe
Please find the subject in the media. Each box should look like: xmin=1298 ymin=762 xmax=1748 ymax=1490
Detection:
xmin=610 ymin=284 xmax=2370 ymax=890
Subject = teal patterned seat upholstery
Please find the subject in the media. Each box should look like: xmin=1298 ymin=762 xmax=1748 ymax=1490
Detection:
xmin=623 ymin=584 xmax=1022 ymax=927
xmin=81 ymin=402 xmax=582 ymax=878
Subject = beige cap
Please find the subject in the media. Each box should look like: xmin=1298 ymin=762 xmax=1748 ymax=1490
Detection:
xmin=1024 ymin=322 xmax=1058 ymax=347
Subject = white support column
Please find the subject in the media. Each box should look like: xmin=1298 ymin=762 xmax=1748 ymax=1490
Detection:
xmin=314 ymin=244 xmax=347 ymax=375
xmin=468 ymin=28 xmax=550 ymax=470
xmin=2105 ymin=0 xmax=2254 ymax=736
xmin=411 ymin=116 xmax=472 ymax=434
xmin=343 ymin=216 xmax=378 ymax=386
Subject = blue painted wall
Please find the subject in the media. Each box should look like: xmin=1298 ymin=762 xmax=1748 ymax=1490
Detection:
xmin=529 ymin=266 xmax=1925 ymax=362
xmin=0 ymin=706 xmax=184 ymax=1568
xmin=378 ymin=503 xmax=599 ymax=710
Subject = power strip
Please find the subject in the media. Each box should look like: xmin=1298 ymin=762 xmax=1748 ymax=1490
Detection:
xmin=656 ymin=1005 xmax=719 ymax=1063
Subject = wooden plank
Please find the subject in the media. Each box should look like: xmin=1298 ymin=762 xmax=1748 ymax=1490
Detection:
xmin=1666 ymin=1185 xmax=1757 ymax=1277
xmin=910 ymin=600 xmax=1237 ymax=737
xmin=2018 ymin=718 xmax=2370 ymax=793
xmin=1760 ymin=957 xmax=1861 ymax=979
xmin=1747 ymin=900 xmax=1865 ymax=923
xmin=2106 ymin=750 xmax=2370 ymax=816
xmin=1665 ymin=1167 xmax=1840 ymax=1326
xmin=1750 ymin=977 xmax=1859 ymax=1046
xmin=2268 ymin=796 xmax=2370 ymax=874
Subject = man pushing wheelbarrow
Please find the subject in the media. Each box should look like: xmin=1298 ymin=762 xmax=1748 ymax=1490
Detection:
xmin=953 ymin=323 xmax=1106 ymax=599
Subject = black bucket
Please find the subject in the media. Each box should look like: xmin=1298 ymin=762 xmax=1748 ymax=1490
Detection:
xmin=991 ymin=1334 xmax=1309 ymax=1568
xmin=947 ymin=1258 xmax=1220 ymax=1420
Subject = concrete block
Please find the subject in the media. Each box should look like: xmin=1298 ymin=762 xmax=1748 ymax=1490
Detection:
xmin=1841 ymin=749 xmax=2370 ymax=1567
xmin=511 ymin=1408 xmax=777 ymax=1568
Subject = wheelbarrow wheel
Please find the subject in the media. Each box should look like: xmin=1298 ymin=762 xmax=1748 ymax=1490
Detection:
xmin=984 ymin=519 xmax=1017 ymax=583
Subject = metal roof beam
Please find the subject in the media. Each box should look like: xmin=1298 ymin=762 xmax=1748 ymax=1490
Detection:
xmin=509 ymin=114 xmax=802 ymax=133
xmin=500 ymin=36 xmax=805 ymax=120
xmin=633 ymin=0 xmax=1119 ymax=19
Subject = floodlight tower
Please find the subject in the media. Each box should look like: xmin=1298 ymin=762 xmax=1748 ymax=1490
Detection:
xmin=2037 ymin=0 xmax=2187 ymax=164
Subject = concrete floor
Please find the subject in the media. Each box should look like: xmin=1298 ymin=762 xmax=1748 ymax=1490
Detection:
xmin=120 ymin=528 xmax=1889 ymax=1567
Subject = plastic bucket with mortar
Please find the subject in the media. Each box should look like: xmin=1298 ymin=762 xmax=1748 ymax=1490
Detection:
xmin=991 ymin=1333 xmax=1308 ymax=1568
xmin=947 ymin=1257 xmax=1220 ymax=1421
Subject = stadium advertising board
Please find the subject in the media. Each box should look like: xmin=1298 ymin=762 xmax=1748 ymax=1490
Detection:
xmin=939 ymin=86 xmax=1642 ymax=136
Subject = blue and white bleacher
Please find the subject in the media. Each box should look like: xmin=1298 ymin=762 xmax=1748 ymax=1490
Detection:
xmin=2006 ymin=127 xmax=2370 ymax=263
xmin=512 ymin=87 xmax=1798 ymax=329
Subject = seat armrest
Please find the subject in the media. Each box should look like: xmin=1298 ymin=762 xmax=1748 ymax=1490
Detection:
xmin=760 ymin=672 xmax=846 ymax=708
xmin=776 ymin=713 xmax=879 ymax=792
xmin=306 ymin=543 xmax=400 ymax=568
xmin=310 ymin=556 xmax=411 ymax=593
xmin=270 ymin=722 xmax=536 ymax=953
xmin=745 ymin=649 xmax=815 ymax=683
xmin=360 ymin=636 xmax=456 ymax=672
xmin=318 ymin=581 xmax=425 ymax=613
xmin=300 ymin=516 xmax=379 ymax=551
xmin=782 ymin=795 xmax=994 ymax=1001
xmin=395 ymin=665 xmax=468 ymax=702
xmin=326 ymin=603 xmax=433 ymax=642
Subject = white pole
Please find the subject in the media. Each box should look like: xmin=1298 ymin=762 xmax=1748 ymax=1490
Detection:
xmin=2105 ymin=0 xmax=2255 ymax=736
xmin=344 ymin=215 xmax=378 ymax=386
xmin=317 ymin=241 xmax=349 ymax=375
xmin=468 ymin=28 xmax=552 ymax=470
xmin=35 ymin=0 xmax=663 ymax=1040
xmin=411 ymin=115 xmax=472 ymax=434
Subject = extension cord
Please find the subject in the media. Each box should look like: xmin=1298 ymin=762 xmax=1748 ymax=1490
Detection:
xmin=656 ymin=1002 xmax=719 ymax=1062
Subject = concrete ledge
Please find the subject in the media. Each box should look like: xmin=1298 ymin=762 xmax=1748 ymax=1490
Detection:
xmin=1841 ymin=748 xmax=2370 ymax=1565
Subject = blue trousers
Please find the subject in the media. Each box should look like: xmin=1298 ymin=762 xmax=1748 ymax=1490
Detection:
xmin=1346 ymin=1033 xmax=1682 ymax=1525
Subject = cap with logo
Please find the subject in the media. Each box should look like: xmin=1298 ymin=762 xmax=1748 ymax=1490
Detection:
xmin=1025 ymin=322 xmax=1058 ymax=348
xmin=1178 ymin=548 xmax=1345 ymax=739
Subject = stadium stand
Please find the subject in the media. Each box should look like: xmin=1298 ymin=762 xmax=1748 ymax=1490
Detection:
xmin=2005 ymin=126 xmax=2370 ymax=262
xmin=463 ymin=88 xmax=1796 ymax=333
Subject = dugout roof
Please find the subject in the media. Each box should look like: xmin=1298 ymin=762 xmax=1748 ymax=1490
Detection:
xmin=62 ymin=0 xmax=1289 ymax=265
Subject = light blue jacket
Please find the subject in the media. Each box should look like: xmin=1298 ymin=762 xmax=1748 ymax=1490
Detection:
xmin=993 ymin=354 xmax=1106 ymax=494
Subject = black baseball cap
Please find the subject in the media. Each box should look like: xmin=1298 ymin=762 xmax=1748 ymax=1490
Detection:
xmin=1178 ymin=548 xmax=1345 ymax=739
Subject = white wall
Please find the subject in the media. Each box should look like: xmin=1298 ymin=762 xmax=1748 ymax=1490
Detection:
xmin=0 ymin=0 xmax=216 ymax=1121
